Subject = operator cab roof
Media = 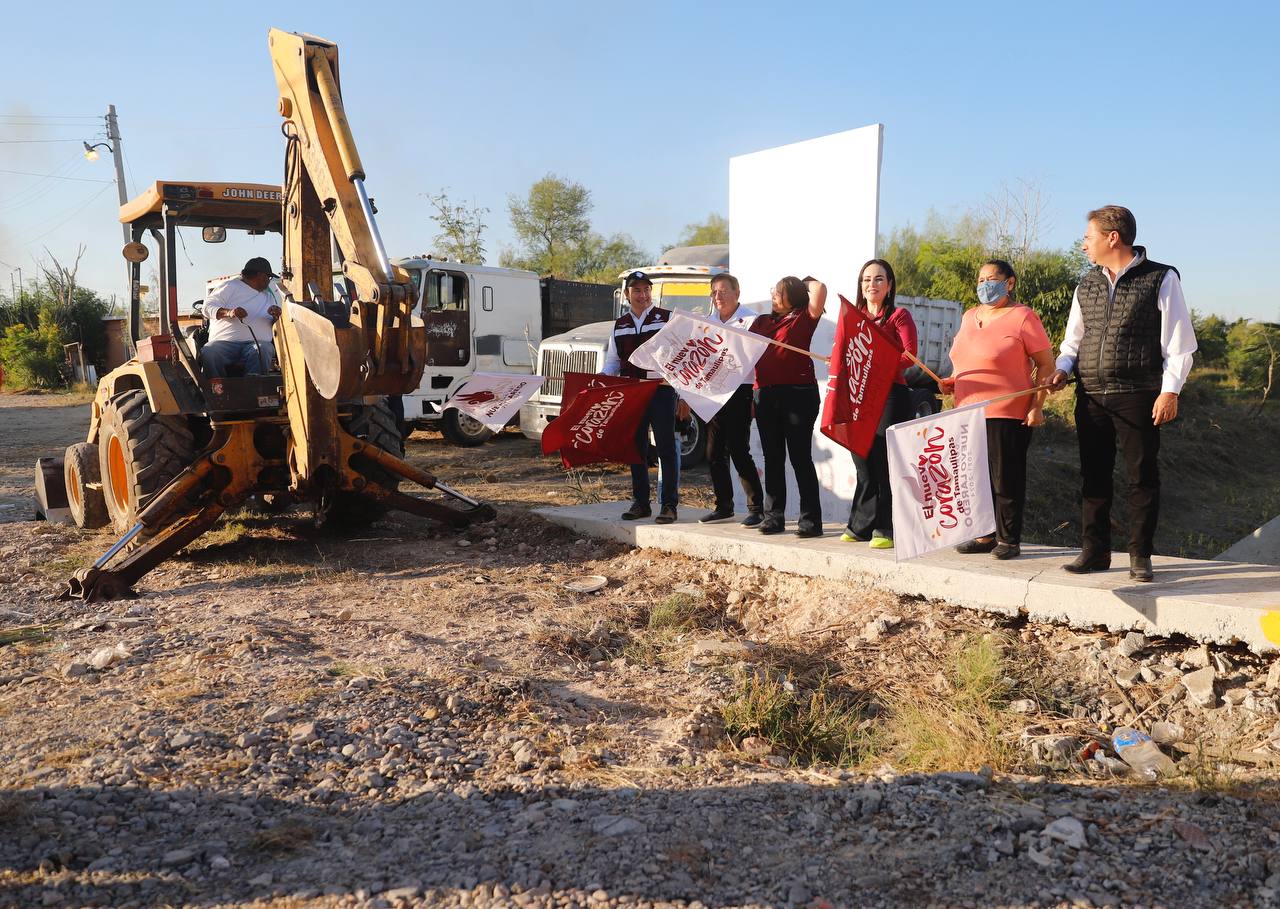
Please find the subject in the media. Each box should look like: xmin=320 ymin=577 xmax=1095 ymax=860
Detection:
xmin=119 ymin=181 xmax=283 ymax=233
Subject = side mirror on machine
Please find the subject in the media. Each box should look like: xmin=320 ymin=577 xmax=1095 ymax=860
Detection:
xmin=202 ymin=226 xmax=227 ymax=243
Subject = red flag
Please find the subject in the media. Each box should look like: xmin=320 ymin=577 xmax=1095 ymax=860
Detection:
xmin=542 ymin=374 xmax=660 ymax=467
xmin=559 ymin=370 xmax=638 ymax=405
xmin=820 ymin=294 xmax=903 ymax=457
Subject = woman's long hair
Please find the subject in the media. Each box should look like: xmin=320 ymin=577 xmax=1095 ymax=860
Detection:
xmin=775 ymin=275 xmax=809 ymax=313
xmin=854 ymin=258 xmax=897 ymax=321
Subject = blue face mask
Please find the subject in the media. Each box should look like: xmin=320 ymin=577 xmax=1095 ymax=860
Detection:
xmin=976 ymin=279 xmax=1008 ymax=306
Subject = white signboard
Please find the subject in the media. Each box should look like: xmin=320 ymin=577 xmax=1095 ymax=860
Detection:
xmin=728 ymin=124 xmax=884 ymax=522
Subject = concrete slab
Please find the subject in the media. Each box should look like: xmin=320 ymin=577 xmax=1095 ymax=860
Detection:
xmin=1220 ymin=514 xmax=1280 ymax=567
xmin=536 ymin=502 xmax=1280 ymax=655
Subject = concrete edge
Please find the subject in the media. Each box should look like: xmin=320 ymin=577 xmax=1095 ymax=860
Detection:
xmin=535 ymin=504 xmax=1280 ymax=656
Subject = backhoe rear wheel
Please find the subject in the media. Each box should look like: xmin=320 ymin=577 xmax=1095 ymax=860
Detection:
xmin=328 ymin=398 xmax=403 ymax=528
xmin=98 ymin=389 xmax=197 ymax=532
xmin=65 ymin=442 xmax=109 ymax=529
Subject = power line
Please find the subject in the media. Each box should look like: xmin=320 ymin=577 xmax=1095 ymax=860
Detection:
xmin=22 ymin=183 xmax=116 ymax=247
xmin=0 ymin=138 xmax=83 ymax=144
xmin=0 ymin=168 xmax=113 ymax=184
xmin=0 ymin=114 xmax=99 ymax=120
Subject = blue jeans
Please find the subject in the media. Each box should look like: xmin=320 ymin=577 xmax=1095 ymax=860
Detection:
xmin=632 ymin=385 xmax=680 ymax=508
xmin=201 ymin=340 xmax=276 ymax=377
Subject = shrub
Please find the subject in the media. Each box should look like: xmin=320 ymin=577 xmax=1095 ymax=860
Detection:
xmin=0 ymin=315 xmax=65 ymax=389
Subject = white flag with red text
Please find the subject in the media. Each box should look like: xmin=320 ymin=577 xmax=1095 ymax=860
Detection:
xmin=443 ymin=373 xmax=544 ymax=430
xmin=887 ymin=401 xmax=996 ymax=561
xmin=629 ymin=311 xmax=771 ymax=422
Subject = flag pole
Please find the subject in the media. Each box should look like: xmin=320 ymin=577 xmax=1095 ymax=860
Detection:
xmin=965 ymin=382 xmax=1055 ymax=408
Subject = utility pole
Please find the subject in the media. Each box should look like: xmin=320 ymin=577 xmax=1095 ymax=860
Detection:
xmin=105 ymin=105 xmax=130 ymax=245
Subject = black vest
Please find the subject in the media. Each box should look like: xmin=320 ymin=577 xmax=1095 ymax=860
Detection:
xmin=1075 ymin=250 xmax=1175 ymax=394
xmin=612 ymin=307 xmax=670 ymax=379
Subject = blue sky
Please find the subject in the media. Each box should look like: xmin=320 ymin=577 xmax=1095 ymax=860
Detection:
xmin=2 ymin=0 xmax=1277 ymax=321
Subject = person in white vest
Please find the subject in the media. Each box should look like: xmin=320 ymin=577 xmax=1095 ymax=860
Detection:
xmin=699 ymin=272 xmax=765 ymax=525
xmin=200 ymin=257 xmax=281 ymax=377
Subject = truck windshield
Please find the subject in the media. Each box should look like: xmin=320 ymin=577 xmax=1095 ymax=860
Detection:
xmin=654 ymin=280 xmax=712 ymax=316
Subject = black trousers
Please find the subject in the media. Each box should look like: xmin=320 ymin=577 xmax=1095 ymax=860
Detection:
xmin=754 ymin=384 xmax=821 ymax=531
xmin=1075 ymin=389 xmax=1161 ymax=557
xmin=706 ymin=384 xmax=764 ymax=513
xmin=985 ymin=418 xmax=1032 ymax=545
xmin=847 ymin=384 xmax=911 ymax=539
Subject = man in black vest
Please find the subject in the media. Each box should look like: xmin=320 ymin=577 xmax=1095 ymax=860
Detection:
xmin=1048 ymin=206 xmax=1197 ymax=581
xmin=602 ymin=271 xmax=681 ymax=523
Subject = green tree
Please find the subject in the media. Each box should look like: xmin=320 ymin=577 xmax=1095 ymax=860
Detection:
xmin=675 ymin=213 xmax=728 ymax=248
xmin=424 ymin=190 xmax=488 ymax=264
xmin=879 ymin=209 xmax=1085 ymax=342
xmin=0 ymin=310 xmax=65 ymax=388
xmin=1227 ymin=320 xmax=1280 ymax=402
xmin=572 ymin=232 xmax=650 ymax=284
xmin=1191 ymin=310 xmax=1232 ymax=367
xmin=501 ymin=174 xmax=649 ymax=280
xmin=501 ymin=174 xmax=593 ymax=276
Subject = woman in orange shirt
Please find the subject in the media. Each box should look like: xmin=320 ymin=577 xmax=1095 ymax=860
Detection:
xmin=939 ymin=259 xmax=1055 ymax=559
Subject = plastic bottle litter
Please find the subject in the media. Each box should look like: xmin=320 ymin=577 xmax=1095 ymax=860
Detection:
xmin=1112 ymin=727 xmax=1177 ymax=779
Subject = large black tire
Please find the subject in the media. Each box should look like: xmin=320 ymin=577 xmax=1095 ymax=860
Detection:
xmin=329 ymin=399 xmax=403 ymax=528
xmin=910 ymin=387 xmax=941 ymax=420
xmin=64 ymin=442 xmax=108 ymax=529
xmin=440 ymin=408 xmax=494 ymax=447
xmin=98 ymin=390 xmax=196 ymax=532
xmin=679 ymin=415 xmax=706 ymax=469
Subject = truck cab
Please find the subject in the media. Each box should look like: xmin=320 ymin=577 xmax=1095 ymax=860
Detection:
xmin=393 ymin=257 xmax=543 ymax=444
xmin=518 ymin=245 xmax=731 ymax=468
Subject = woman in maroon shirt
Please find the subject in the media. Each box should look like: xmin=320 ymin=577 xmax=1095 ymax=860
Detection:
xmin=750 ymin=275 xmax=827 ymax=537
xmin=842 ymin=259 xmax=917 ymax=549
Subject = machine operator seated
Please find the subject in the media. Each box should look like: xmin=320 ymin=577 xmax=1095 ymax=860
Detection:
xmin=200 ymin=256 xmax=281 ymax=377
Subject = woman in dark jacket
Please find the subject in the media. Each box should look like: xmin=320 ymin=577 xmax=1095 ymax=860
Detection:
xmin=750 ymin=276 xmax=827 ymax=538
xmin=841 ymin=259 xmax=917 ymax=549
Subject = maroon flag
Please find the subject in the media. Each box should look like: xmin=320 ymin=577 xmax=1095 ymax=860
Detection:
xmin=820 ymin=294 xmax=903 ymax=458
xmin=542 ymin=373 xmax=660 ymax=467
xmin=559 ymin=370 xmax=638 ymax=405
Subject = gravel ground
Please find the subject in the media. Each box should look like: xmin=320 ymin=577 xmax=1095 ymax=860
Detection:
xmin=3 ymin=394 xmax=1280 ymax=909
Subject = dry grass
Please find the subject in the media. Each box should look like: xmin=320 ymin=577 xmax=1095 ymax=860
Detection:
xmin=247 ymin=819 xmax=314 ymax=855
xmin=722 ymin=669 xmax=872 ymax=767
xmin=872 ymin=632 xmax=1044 ymax=773
xmin=41 ymin=740 xmax=103 ymax=768
xmin=0 ymin=624 xmax=58 ymax=647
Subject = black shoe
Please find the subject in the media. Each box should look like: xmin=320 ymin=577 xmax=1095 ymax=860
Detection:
xmin=795 ymin=525 xmax=823 ymax=539
xmin=992 ymin=542 xmax=1021 ymax=560
xmin=1063 ymin=551 xmax=1111 ymax=573
xmin=699 ymin=507 xmax=735 ymax=524
xmin=1129 ymin=554 xmax=1154 ymax=582
xmin=621 ymin=504 xmax=651 ymax=521
xmin=740 ymin=512 xmax=763 ymax=528
xmin=759 ymin=520 xmax=785 ymax=535
xmin=655 ymin=505 xmax=677 ymax=525
xmin=955 ymin=537 xmax=997 ymax=554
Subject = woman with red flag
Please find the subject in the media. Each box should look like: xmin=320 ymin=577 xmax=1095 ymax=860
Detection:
xmin=841 ymin=259 xmax=918 ymax=549
xmin=750 ymin=275 xmax=827 ymax=538
xmin=939 ymin=259 xmax=1054 ymax=560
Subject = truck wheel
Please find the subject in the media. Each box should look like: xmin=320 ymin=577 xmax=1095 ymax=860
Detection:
xmin=440 ymin=409 xmax=494 ymax=447
xmin=329 ymin=398 xmax=403 ymax=527
xmin=679 ymin=415 xmax=706 ymax=469
xmin=98 ymin=389 xmax=196 ymax=532
xmin=911 ymin=388 xmax=941 ymax=420
xmin=64 ymin=442 xmax=109 ymax=529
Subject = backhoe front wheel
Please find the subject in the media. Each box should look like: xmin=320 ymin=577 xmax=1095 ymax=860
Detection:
xmin=98 ymin=389 xmax=197 ymax=532
xmin=65 ymin=442 xmax=108 ymax=529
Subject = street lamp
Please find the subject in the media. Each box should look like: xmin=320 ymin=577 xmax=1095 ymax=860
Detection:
xmin=83 ymin=141 xmax=110 ymax=162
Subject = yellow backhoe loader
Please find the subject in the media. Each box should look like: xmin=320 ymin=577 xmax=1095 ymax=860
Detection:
xmin=42 ymin=29 xmax=493 ymax=602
